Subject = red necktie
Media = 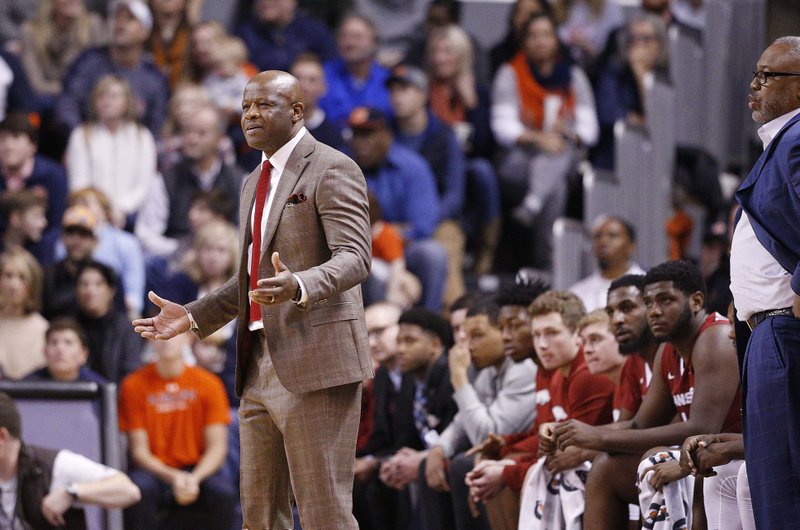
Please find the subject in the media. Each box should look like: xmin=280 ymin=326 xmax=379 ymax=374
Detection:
xmin=249 ymin=159 xmax=272 ymax=324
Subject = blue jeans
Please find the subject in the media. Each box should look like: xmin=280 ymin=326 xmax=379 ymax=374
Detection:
xmin=125 ymin=465 xmax=237 ymax=530
xmin=406 ymin=239 xmax=448 ymax=311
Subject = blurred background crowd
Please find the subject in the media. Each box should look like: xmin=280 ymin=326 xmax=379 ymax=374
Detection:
xmin=0 ymin=0 xmax=797 ymax=528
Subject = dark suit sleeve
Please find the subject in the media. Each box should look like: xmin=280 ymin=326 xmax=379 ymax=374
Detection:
xmin=789 ymin=141 xmax=800 ymax=295
xmin=294 ymin=153 xmax=371 ymax=302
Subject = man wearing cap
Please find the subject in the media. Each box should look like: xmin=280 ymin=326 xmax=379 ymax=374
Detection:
xmin=56 ymin=0 xmax=168 ymax=136
xmin=348 ymin=105 xmax=448 ymax=310
xmin=43 ymin=205 xmax=100 ymax=319
xmin=388 ymin=64 xmax=466 ymax=306
xmin=0 ymin=113 xmax=67 ymax=245
xmin=133 ymin=70 xmax=373 ymax=530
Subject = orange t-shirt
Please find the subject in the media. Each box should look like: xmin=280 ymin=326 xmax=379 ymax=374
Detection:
xmin=372 ymin=222 xmax=404 ymax=262
xmin=119 ymin=364 xmax=231 ymax=469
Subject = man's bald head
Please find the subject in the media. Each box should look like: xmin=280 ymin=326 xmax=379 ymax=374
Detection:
xmin=249 ymin=70 xmax=305 ymax=103
xmin=241 ymin=70 xmax=305 ymax=156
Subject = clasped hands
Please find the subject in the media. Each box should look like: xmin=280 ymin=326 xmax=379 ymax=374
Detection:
xmin=379 ymin=447 xmax=425 ymax=490
xmin=171 ymin=470 xmax=200 ymax=506
xmin=546 ymin=420 xmax=686 ymax=491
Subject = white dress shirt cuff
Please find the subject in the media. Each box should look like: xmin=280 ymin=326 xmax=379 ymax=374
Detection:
xmin=185 ymin=307 xmax=201 ymax=336
xmin=293 ymin=274 xmax=309 ymax=306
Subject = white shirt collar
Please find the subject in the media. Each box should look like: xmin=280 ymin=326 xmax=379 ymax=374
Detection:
xmin=757 ymin=108 xmax=800 ymax=149
xmin=261 ymin=126 xmax=307 ymax=171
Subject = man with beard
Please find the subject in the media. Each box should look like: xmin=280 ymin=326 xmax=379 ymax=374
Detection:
xmin=466 ymin=291 xmax=615 ymax=530
xmin=551 ymin=260 xmax=741 ymax=530
xmin=730 ymin=35 xmax=800 ymax=527
xmin=548 ymin=274 xmax=660 ymax=527
xmin=606 ymin=274 xmax=660 ymax=421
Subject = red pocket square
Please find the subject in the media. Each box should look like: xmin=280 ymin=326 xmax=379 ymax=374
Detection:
xmin=287 ymin=193 xmax=307 ymax=205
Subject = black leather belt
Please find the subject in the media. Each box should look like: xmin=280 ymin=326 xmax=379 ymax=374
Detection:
xmin=746 ymin=307 xmax=794 ymax=331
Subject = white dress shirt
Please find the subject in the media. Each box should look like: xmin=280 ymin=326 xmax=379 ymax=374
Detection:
xmin=730 ymin=108 xmax=800 ymax=321
xmin=569 ymin=263 xmax=646 ymax=312
xmin=248 ymin=127 xmax=308 ymax=331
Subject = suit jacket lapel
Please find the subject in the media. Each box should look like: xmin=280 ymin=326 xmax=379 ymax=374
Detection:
xmin=739 ymin=112 xmax=800 ymax=192
xmin=261 ymin=134 xmax=315 ymax=253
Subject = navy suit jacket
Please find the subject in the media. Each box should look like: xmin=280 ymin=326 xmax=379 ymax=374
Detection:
xmin=736 ymin=111 xmax=800 ymax=295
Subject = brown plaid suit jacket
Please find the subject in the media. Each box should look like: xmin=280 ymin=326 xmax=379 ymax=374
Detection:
xmin=186 ymin=132 xmax=374 ymax=394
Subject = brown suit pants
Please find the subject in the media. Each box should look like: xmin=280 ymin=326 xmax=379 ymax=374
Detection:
xmin=238 ymin=332 xmax=362 ymax=530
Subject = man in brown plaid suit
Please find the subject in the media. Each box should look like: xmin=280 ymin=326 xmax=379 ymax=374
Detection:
xmin=133 ymin=70 xmax=373 ymax=529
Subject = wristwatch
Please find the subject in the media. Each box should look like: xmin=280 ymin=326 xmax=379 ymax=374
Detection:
xmin=65 ymin=482 xmax=79 ymax=502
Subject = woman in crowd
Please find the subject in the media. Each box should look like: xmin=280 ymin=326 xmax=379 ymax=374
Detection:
xmin=491 ymin=12 xmax=598 ymax=271
xmin=186 ymin=20 xmax=229 ymax=83
xmin=489 ymin=0 xmax=552 ymax=76
xmin=0 ymin=247 xmax=48 ymax=379
xmin=427 ymin=24 xmax=501 ymax=275
xmin=19 ymin=0 xmax=106 ymax=100
xmin=74 ymin=261 xmax=143 ymax=384
xmin=64 ymin=75 xmax=158 ymax=228
xmin=169 ymin=220 xmax=238 ymax=303
xmin=147 ymin=0 xmax=195 ymax=89
xmin=591 ymin=13 xmax=668 ymax=170
xmin=171 ymin=220 xmax=239 ymax=403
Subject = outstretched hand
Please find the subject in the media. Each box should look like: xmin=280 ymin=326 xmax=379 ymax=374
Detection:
xmin=132 ymin=291 xmax=190 ymax=340
xmin=252 ymin=252 xmax=299 ymax=305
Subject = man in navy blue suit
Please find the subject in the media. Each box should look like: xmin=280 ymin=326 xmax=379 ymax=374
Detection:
xmin=730 ymin=36 xmax=800 ymax=528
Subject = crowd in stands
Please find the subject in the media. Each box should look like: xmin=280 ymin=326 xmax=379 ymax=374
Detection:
xmin=0 ymin=0 xmax=753 ymax=528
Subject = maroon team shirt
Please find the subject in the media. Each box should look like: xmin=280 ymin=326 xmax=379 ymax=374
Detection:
xmin=614 ymin=354 xmax=653 ymax=416
xmin=501 ymin=350 xmax=616 ymax=491
xmin=660 ymin=312 xmax=742 ymax=433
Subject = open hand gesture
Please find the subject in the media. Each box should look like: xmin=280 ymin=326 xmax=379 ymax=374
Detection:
xmin=132 ymin=291 xmax=190 ymax=340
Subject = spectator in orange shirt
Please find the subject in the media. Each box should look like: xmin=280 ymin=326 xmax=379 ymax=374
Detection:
xmin=119 ymin=332 xmax=235 ymax=529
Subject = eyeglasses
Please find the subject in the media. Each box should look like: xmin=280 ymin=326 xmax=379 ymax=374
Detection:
xmin=752 ymin=70 xmax=800 ymax=87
